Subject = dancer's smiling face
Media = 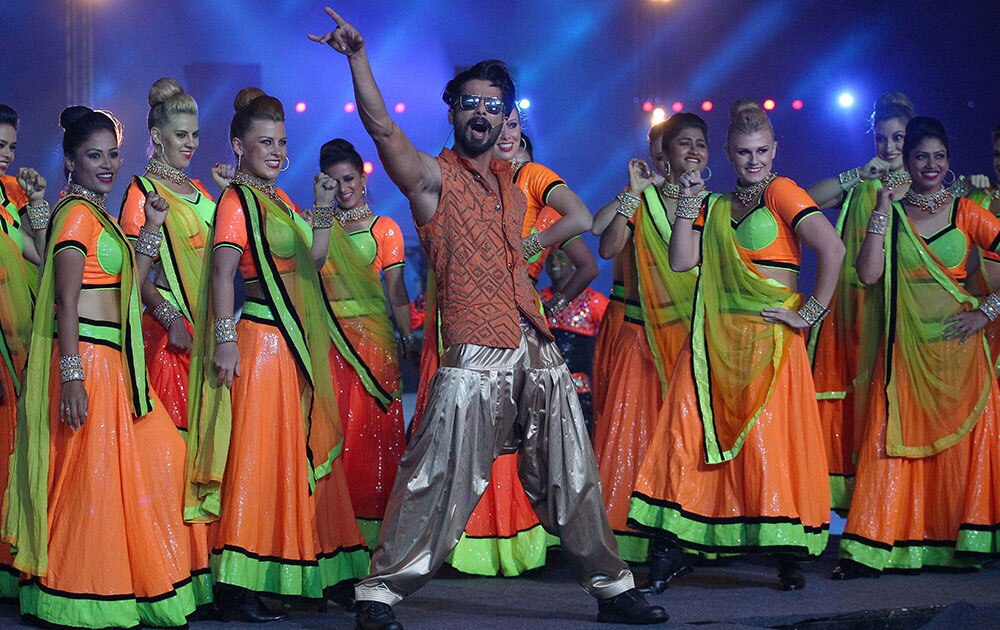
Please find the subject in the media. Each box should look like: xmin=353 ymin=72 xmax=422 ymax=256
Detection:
xmin=323 ymin=160 xmax=367 ymax=210
xmin=233 ymin=119 xmax=287 ymax=181
xmin=493 ymin=109 xmax=521 ymax=162
xmin=153 ymin=112 xmax=199 ymax=171
xmin=664 ymin=127 xmax=708 ymax=179
xmin=726 ymin=130 xmax=776 ymax=187
xmin=449 ymin=79 xmax=504 ymax=159
xmin=874 ymin=116 xmax=907 ymax=171
xmin=65 ymin=128 xmax=121 ymax=195
xmin=905 ymin=137 xmax=948 ymax=193
xmin=0 ymin=124 xmax=15 ymax=176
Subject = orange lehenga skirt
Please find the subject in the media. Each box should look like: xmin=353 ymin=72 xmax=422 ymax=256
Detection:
xmin=592 ymin=319 xmax=660 ymax=562
xmin=328 ymin=344 xmax=406 ymax=549
xmin=590 ymin=288 xmax=625 ymax=427
xmin=210 ymin=319 xmax=369 ymax=598
xmin=839 ymin=351 xmax=1000 ymax=571
xmin=628 ymin=333 xmax=831 ymax=557
xmin=19 ymin=341 xmax=197 ymax=628
xmin=0 ymin=362 xmax=17 ymax=598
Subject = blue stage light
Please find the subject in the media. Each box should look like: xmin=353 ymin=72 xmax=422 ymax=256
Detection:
xmin=837 ymin=92 xmax=855 ymax=108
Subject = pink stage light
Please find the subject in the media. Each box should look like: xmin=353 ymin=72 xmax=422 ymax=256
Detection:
xmin=394 ymin=102 xmax=406 ymax=114
xmin=642 ymin=101 xmax=654 ymax=112
xmin=763 ymin=99 xmax=776 ymax=111
xmin=791 ymin=99 xmax=804 ymax=110
xmin=701 ymin=100 xmax=713 ymax=112
xmin=294 ymin=102 xmax=307 ymax=114
xmin=344 ymin=102 xmax=356 ymax=114
xmin=671 ymin=101 xmax=683 ymax=113
xmin=363 ymin=161 xmax=374 ymax=175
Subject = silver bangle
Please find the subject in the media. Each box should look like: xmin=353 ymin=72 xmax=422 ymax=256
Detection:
xmin=214 ymin=316 xmax=238 ymax=344
xmin=26 ymin=200 xmax=51 ymax=231
xmin=675 ymin=195 xmax=702 ymax=220
xmin=979 ymin=293 xmax=1000 ymax=322
xmin=522 ymin=232 xmax=544 ymax=261
xmin=616 ymin=192 xmax=641 ymax=219
xmin=839 ymin=167 xmax=861 ymax=191
xmin=545 ymin=291 xmax=570 ymax=316
xmin=133 ymin=226 xmax=163 ymax=258
xmin=59 ymin=353 xmax=84 ymax=383
xmin=867 ymin=211 xmax=889 ymax=236
xmin=948 ymin=179 xmax=972 ymax=199
xmin=311 ymin=205 xmax=336 ymax=229
xmin=797 ymin=295 xmax=829 ymax=327
xmin=152 ymin=301 xmax=184 ymax=331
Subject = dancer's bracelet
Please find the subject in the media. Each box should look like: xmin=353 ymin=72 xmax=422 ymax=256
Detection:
xmin=839 ymin=167 xmax=861 ymax=191
xmin=26 ymin=200 xmax=51 ymax=231
xmin=616 ymin=192 xmax=641 ymax=219
xmin=797 ymin=296 xmax=829 ymax=327
xmin=979 ymin=293 xmax=1000 ymax=322
xmin=311 ymin=205 xmax=336 ymax=229
xmin=948 ymin=178 xmax=972 ymax=199
xmin=59 ymin=353 xmax=84 ymax=383
xmin=214 ymin=317 xmax=238 ymax=344
xmin=867 ymin=211 xmax=889 ymax=236
xmin=675 ymin=195 xmax=702 ymax=220
xmin=153 ymin=301 xmax=184 ymax=331
xmin=133 ymin=226 xmax=163 ymax=258
xmin=545 ymin=291 xmax=570 ymax=316
xmin=522 ymin=233 xmax=544 ymax=261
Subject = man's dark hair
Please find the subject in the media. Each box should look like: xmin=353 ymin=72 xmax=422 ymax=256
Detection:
xmin=442 ymin=60 xmax=516 ymax=117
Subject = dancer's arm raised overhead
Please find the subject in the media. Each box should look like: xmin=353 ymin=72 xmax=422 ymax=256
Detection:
xmin=310 ymin=7 xmax=440 ymax=226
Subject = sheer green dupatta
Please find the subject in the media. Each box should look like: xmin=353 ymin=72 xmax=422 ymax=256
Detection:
xmin=692 ymin=195 xmax=802 ymax=464
xmin=319 ymin=222 xmax=401 ymax=412
xmin=3 ymin=197 xmax=151 ymax=576
xmin=881 ymin=202 xmax=991 ymax=458
xmin=0 ymin=231 xmax=32 ymax=400
xmin=633 ymin=185 xmax=700 ymax=395
xmin=184 ymin=185 xmax=342 ymax=523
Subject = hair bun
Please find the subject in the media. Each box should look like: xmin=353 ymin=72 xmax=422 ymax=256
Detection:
xmin=729 ymin=99 xmax=763 ymax=122
xmin=148 ymin=77 xmax=184 ymax=108
xmin=59 ymin=105 xmax=93 ymax=131
xmin=234 ymin=87 xmax=267 ymax=112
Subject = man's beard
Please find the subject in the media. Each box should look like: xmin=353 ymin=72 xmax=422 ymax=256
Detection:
xmin=454 ymin=116 xmax=502 ymax=158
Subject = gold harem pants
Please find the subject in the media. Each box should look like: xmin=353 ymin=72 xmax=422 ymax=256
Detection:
xmin=355 ymin=325 xmax=633 ymax=605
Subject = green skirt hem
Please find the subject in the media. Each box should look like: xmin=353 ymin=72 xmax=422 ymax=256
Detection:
xmin=0 ymin=566 xmax=18 ymax=599
xmin=19 ymin=578 xmax=196 ymax=629
xmin=829 ymin=474 xmax=854 ymax=514
xmin=628 ymin=494 xmax=829 ymax=557
xmin=445 ymin=525 xmax=559 ymax=577
xmin=613 ymin=531 xmax=650 ymax=563
xmin=212 ymin=544 xmax=371 ymax=598
xmin=839 ymin=527 xmax=1000 ymax=571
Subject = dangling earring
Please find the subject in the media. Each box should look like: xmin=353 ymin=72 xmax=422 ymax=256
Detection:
xmin=519 ymin=137 xmax=527 ymax=151
xmin=236 ymin=154 xmax=243 ymax=172
xmin=280 ymin=156 xmax=290 ymax=172
xmin=362 ymin=186 xmax=368 ymax=198
xmin=664 ymin=162 xmax=671 ymax=177
xmin=702 ymin=166 xmax=713 ymax=182
xmin=943 ymin=169 xmax=956 ymax=186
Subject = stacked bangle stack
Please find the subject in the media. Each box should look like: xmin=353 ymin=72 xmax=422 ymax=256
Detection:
xmin=153 ymin=301 xmax=184 ymax=331
xmin=545 ymin=291 xmax=569 ymax=316
xmin=797 ymin=296 xmax=830 ymax=327
xmin=979 ymin=293 xmax=1000 ymax=322
xmin=214 ymin=316 xmax=238 ymax=344
xmin=839 ymin=167 xmax=862 ymax=191
xmin=616 ymin=192 xmax=640 ymax=219
xmin=867 ymin=211 xmax=889 ymax=235
xmin=522 ymin=232 xmax=543 ymax=261
xmin=59 ymin=353 xmax=84 ymax=383
xmin=676 ymin=195 xmax=702 ymax=220
xmin=26 ymin=200 xmax=51 ymax=231
xmin=311 ymin=205 xmax=336 ymax=229
xmin=133 ymin=226 xmax=163 ymax=258
xmin=948 ymin=178 xmax=973 ymax=199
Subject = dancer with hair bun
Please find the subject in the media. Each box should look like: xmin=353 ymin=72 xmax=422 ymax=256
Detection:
xmin=834 ymin=116 xmax=1000 ymax=579
xmin=3 ymin=106 xmax=198 ymax=627
xmin=807 ymin=92 xmax=916 ymax=512
xmin=184 ymin=87 xmax=368 ymax=622
xmin=629 ymin=99 xmax=842 ymax=591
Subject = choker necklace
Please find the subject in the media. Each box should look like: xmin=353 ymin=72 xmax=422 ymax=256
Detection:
xmin=146 ymin=157 xmax=189 ymax=186
xmin=68 ymin=184 xmax=107 ymax=211
xmin=231 ymin=170 xmax=279 ymax=203
xmin=881 ymin=170 xmax=911 ymax=188
xmin=733 ymin=172 xmax=776 ymax=206
xmin=661 ymin=182 xmax=681 ymax=199
xmin=904 ymin=186 xmax=951 ymax=213
xmin=335 ymin=203 xmax=374 ymax=226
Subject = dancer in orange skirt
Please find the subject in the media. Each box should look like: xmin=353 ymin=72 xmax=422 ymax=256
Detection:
xmin=0 ymin=104 xmax=49 ymax=599
xmin=590 ymin=115 xmax=707 ymax=569
xmin=184 ymin=88 xmax=368 ymax=622
xmin=806 ymin=93 xmax=916 ymax=512
xmin=317 ymin=138 xmax=409 ymax=549
xmin=629 ymin=100 xmax=844 ymax=591
xmin=834 ymin=116 xmax=1000 ymax=578
xmin=3 ymin=106 xmax=197 ymax=627
xmin=119 ymin=78 xmax=234 ymax=607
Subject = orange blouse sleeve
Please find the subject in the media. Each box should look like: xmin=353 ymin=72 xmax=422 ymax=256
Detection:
xmin=763 ymin=177 xmax=821 ymax=230
xmin=373 ymin=216 xmax=406 ymax=273
xmin=190 ymin=179 xmax=214 ymax=200
xmin=1 ymin=175 xmax=28 ymax=210
xmin=518 ymin=162 xmax=567 ymax=208
xmin=213 ymin=188 xmax=249 ymax=253
xmin=52 ymin=203 xmax=98 ymax=257
xmin=119 ymin=179 xmax=146 ymax=238
xmin=958 ymin=198 xmax=1000 ymax=255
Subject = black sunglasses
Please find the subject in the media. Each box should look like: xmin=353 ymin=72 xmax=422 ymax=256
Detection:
xmin=456 ymin=94 xmax=505 ymax=115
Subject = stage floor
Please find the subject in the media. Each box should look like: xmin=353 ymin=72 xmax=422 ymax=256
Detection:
xmin=1 ymin=543 xmax=997 ymax=629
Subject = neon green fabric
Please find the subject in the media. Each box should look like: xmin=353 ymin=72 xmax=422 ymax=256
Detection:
xmin=3 ymin=196 xmax=151 ymax=576
xmin=210 ymin=545 xmax=370 ymax=598
xmin=445 ymin=526 xmax=557 ymax=577
xmin=0 ymin=229 xmax=33 ymax=398
xmin=840 ymin=534 xmax=987 ymax=572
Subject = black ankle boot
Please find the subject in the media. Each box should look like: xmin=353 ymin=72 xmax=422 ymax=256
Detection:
xmin=213 ymin=583 xmax=288 ymax=623
xmin=597 ymin=588 xmax=669 ymax=625
xmin=355 ymin=601 xmax=403 ymax=630
xmin=639 ymin=539 xmax=692 ymax=595
xmin=831 ymin=558 xmax=882 ymax=580
xmin=325 ymin=580 xmax=357 ymax=612
xmin=776 ymin=557 xmax=806 ymax=591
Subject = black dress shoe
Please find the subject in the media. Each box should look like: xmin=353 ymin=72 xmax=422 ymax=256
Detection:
xmin=325 ymin=580 xmax=357 ymax=612
xmin=596 ymin=588 xmax=669 ymax=625
xmin=213 ymin=584 xmax=288 ymax=623
xmin=639 ymin=546 xmax=692 ymax=595
xmin=831 ymin=558 xmax=881 ymax=580
xmin=355 ymin=601 xmax=403 ymax=630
